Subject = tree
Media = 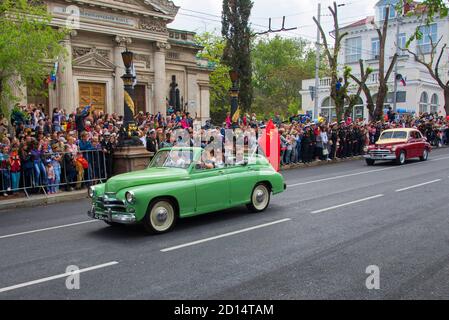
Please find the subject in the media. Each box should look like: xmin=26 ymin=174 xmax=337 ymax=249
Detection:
xmin=370 ymin=6 xmax=398 ymax=120
xmin=0 ymin=0 xmax=67 ymax=115
xmin=195 ymin=32 xmax=232 ymax=124
xmin=252 ymin=36 xmax=321 ymax=116
xmin=347 ymin=61 xmax=375 ymax=119
xmin=221 ymin=0 xmax=253 ymax=112
xmin=399 ymin=0 xmax=449 ymax=114
xmin=313 ymin=2 xmax=348 ymax=121
xmin=403 ymin=37 xmax=449 ymax=115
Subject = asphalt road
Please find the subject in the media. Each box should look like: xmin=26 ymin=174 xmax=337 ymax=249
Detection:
xmin=1 ymin=148 xmax=449 ymax=300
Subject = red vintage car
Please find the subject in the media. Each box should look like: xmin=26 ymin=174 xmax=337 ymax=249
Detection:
xmin=365 ymin=128 xmax=432 ymax=166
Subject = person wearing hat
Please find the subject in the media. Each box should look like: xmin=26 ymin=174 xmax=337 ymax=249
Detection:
xmin=301 ymin=125 xmax=312 ymax=163
xmin=329 ymin=122 xmax=338 ymax=159
xmin=146 ymin=128 xmax=158 ymax=157
xmin=101 ymin=131 xmax=114 ymax=179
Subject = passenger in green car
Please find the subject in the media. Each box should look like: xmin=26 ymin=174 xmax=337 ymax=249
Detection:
xmin=201 ymin=149 xmax=216 ymax=170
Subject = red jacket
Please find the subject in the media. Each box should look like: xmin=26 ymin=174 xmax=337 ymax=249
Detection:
xmin=10 ymin=151 xmax=21 ymax=172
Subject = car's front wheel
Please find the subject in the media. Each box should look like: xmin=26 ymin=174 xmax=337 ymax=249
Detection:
xmin=396 ymin=151 xmax=406 ymax=165
xmin=143 ymin=199 xmax=177 ymax=234
xmin=247 ymin=183 xmax=271 ymax=213
xmin=365 ymin=159 xmax=375 ymax=166
xmin=420 ymin=149 xmax=429 ymax=161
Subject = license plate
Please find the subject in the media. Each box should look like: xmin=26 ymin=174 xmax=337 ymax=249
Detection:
xmin=97 ymin=215 xmax=110 ymax=221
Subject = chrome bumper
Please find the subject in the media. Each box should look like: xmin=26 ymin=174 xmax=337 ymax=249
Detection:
xmin=88 ymin=195 xmax=137 ymax=225
xmin=364 ymin=154 xmax=397 ymax=160
xmin=88 ymin=206 xmax=137 ymax=224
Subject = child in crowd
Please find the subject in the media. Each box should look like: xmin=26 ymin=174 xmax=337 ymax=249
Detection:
xmin=46 ymin=161 xmax=56 ymax=194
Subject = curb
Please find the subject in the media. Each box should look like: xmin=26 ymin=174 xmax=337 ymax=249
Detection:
xmin=0 ymin=190 xmax=88 ymax=212
xmin=281 ymin=156 xmax=364 ymax=171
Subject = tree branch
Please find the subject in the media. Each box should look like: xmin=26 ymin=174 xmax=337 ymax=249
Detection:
xmin=385 ymin=54 xmax=398 ymax=81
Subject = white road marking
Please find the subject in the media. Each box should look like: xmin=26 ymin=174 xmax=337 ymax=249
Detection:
xmin=0 ymin=261 xmax=118 ymax=294
xmin=311 ymin=194 xmax=384 ymax=214
xmin=395 ymin=179 xmax=442 ymax=193
xmin=288 ymin=168 xmax=393 ymax=188
xmin=430 ymin=156 xmax=449 ymax=162
xmin=161 ymin=218 xmax=291 ymax=252
xmin=0 ymin=220 xmax=100 ymax=240
xmin=288 ymin=153 xmax=449 ymax=188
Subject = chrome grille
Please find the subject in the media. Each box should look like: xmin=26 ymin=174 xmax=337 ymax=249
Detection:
xmin=369 ymin=149 xmax=391 ymax=157
xmin=96 ymin=196 xmax=126 ymax=213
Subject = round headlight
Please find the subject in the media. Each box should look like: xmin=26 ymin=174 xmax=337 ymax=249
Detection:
xmin=88 ymin=187 xmax=95 ymax=198
xmin=125 ymin=191 xmax=136 ymax=204
xmin=391 ymin=146 xmax=397 ymax=152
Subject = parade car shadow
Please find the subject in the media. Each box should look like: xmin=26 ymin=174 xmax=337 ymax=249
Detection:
xmin=85 ymin=205 xmax=282 ymax=241
xmin=369 ymin=159 xmax=422 ymax=166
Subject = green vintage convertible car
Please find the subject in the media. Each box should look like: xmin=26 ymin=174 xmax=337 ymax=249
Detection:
xmin=87 ymin=147 xmax=286 ymax=234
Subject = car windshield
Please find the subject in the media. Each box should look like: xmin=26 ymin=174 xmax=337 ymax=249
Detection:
xmin=380 ymin=131 xmax=408 ymax=140
xmin=149 ymin=150 xmax=193 ymax=169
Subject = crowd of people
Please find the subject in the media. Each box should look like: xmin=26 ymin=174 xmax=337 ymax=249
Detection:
xmin=277 ymin=110 xmax=449 ymax=166
xmin=1 ymin=102 xmax=449 ymax=198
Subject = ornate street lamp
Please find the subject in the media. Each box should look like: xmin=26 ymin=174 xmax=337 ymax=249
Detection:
xmin=229 ymin=70 xmax=240 ymax=128
xmin=118 ymin=49 xmax=141 ymax=146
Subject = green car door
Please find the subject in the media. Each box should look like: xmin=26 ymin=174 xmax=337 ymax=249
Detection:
xmin=226 ymin=164 xmax=257 ymax=206
xmin=191 ymin=166 xmax=230 ymax=214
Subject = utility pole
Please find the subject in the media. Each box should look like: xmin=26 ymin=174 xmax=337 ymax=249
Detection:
xmin=393 ymin=13 xmax=402 ymax=112
xmin=314 ymin=3 xmax=321 ymax=120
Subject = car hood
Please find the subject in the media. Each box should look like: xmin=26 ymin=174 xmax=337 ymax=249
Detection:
xmin=105 ymin=167 xmax=188 ymax=193
xmin=375 ymin=139 xmax=407 ymax=147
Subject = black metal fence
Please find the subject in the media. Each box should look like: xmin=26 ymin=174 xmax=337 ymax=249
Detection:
xmin=0 ymin=150 xmax=108 ymax=197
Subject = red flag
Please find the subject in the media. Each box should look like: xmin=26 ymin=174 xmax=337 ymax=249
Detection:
xmin=258 ymin=120 xmax=280 ymax=172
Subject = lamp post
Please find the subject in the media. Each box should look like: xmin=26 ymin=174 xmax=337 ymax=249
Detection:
xmin=119 ymin=49 xmax=140 ymax=146
xmin=229 ymin=70 xmax=240 ymax=128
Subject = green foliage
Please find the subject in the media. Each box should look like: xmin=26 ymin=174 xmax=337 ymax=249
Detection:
xmin=195 ymin=32 xmax=232 ymax=124
xmin=222 ymin=0 xmax=253 ymax=112
xmin=251 ymin=36 xmax=322 ymax=117
xmin=0 ymin=0 xmax=67 ymax=115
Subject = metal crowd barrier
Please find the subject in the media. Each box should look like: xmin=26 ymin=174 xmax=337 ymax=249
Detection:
xmin=0 ymin=149 xmax=108 ymax=198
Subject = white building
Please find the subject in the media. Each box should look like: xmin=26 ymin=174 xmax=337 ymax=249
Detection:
xmin=301 ymin=0 xmax=449 ymax=121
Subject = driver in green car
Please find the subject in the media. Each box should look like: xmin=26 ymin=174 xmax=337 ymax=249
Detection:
xmin=166 ymin=151 xmax=188 ymax=169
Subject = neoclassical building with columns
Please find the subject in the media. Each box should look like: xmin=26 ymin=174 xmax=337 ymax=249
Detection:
xmin=23 ymin=0 xmax=211 ymax=122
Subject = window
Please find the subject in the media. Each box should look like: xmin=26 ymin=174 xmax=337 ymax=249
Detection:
xmin=320 ymin=97 xmax=336 ymax=123
xmin=381 ymin=4 xmax=396 ymax=20
xmin=430 ymin=94 xmax=439 ymax=113
xmin=380 ymin=131 xmax=407 ymax=140
xmin=346 ymin=37 xmax=362 ymax=63
xmin=398 ymin=33 xmax=407 ymax=52
xmin=417 ymin=24 xmax=438 ymax=54
xmin=371 ymin=38 xmax=380 ymax=59
xmin=419 ymin=92 xmax=429 ymax=114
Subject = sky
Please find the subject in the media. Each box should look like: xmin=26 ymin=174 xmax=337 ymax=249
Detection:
xmin=169 ymin=0 xmax=380 ymax=41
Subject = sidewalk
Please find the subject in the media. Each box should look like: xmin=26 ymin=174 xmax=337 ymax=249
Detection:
xmin=281 ymin=155 xmax=364 ymax=171
xmin=0 ymin=190 xmax=88 ymax=212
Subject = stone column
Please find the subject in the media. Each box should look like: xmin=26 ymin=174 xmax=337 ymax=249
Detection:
xmin=8 ymin=74 xmax=27 ymax=106
xmin=199 ymin=83 xmax=211 ymax=124
xmin=153 ymin=41 xmax=170 ymax=115
xmin=187 ymin=70 xmax=198 ymax=115
xmin=59 ymin=30 xmax=76 ymax=112
xmin=113 ymin=36 xmax=132 ymax=115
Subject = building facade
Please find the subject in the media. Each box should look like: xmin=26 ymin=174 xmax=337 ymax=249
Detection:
xmin=19 ymin=0 xmax=211 ymax=122
xmin=301 ymin=0 xmax=449 ymax=121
